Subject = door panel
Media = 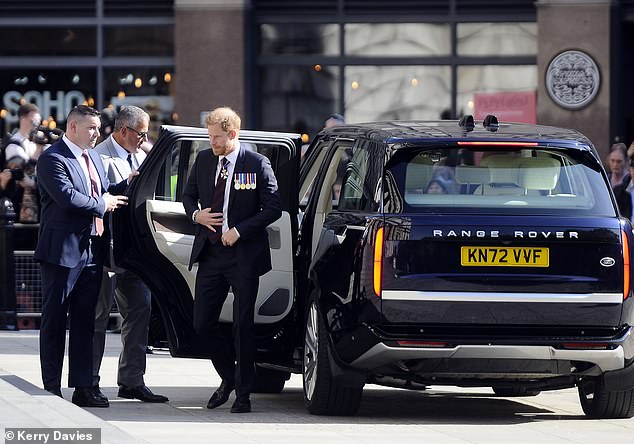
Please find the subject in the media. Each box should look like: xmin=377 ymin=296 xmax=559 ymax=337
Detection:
xmin=146 ymin=199 xmax=294 ymax=323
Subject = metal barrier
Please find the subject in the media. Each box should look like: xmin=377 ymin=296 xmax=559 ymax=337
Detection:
xmin=6 ymin=223 xmax=120 ymax=330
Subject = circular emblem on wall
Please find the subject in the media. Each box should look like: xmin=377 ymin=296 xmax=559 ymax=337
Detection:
xmin=545 ymin=50 xmax=600 ymax=110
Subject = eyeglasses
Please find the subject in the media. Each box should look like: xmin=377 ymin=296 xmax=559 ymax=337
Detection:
xmin=126 ymin=126 xmax=148 ymax=139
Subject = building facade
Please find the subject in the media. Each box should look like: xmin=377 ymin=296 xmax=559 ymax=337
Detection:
xmin=1 ymin=0 xmax=634 ymax=159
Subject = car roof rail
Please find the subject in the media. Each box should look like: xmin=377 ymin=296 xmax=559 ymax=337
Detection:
xmin=458 ymin=115 xmax=475 ymax=132
xmin=483 ymin=114 xmax=499 ymax=132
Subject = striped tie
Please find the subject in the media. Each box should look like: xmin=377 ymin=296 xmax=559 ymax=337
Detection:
xmin=82 ymin=150 xmax=104 ymax=236
xmin=208 ymin=157 xmax=229 ymax=244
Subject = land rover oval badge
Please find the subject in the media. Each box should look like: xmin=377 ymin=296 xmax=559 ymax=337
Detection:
xmin=546 ymin=50 xmax=600 ymax=110
xmin=600 ymin=257 xmax=615 ymax=267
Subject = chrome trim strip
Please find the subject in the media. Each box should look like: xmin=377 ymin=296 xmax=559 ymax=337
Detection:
xmin=351 ymin=343 xmax=626 ymax=373
xmin=381 ymin=290 xmax=623 ymax=304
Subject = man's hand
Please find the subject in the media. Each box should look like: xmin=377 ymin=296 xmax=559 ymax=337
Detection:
xmin=0 ymin=170 xmax=11 ymax=190
xmin=221 ymin=228 xmax=240 ymax=247
xmin=127 ymin=170 xmax=139 ymax=184
xmin=103 ymin=192 xmax=128 ymax=212
xmin=195 ymin=208 xmax=223 ymax=232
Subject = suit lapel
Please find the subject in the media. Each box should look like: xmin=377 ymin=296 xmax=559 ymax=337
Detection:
xmin=107 ymin=138 xmax=127 ymax=181
xmin=227 ymin=145 xmax=246 ymax=215
xmin=208 ymin=153 xmax=219 ymax=203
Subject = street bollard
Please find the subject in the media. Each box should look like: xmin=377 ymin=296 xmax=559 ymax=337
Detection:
xmin=0 ymin=196 xmax=18 ymax=330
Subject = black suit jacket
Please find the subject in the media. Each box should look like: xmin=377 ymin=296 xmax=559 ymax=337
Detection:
xmin=613 ymin=176 xmax=632 ymax=219
xmin=182 ymin=144 xmax=282 ymax=277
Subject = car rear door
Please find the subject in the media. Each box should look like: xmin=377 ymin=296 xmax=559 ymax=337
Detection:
xmin=111 ymin=125 xmax=300 ymax=356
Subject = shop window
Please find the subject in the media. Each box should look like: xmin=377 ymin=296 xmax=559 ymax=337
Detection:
xmin=345 ymin=23 xmax=450 ymax=56
xmin=0 ymin=27 xmax=96 ymax=57
xmin=104 ymin=67 xmax=175 ymax=141
xmin=259 ymin=65 xmax=338 ymax=138
xmin=457 ymin=23 xmax=537 ymax=56
xmin=344 ymin=65 xmax=451 ymax=122
xmin=260 ymin=24 xmax=339 ymax=55
xmin=104 ymin=26 xmax=174 ymax=57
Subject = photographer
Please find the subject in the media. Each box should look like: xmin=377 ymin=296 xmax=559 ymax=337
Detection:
xmin=0 ymin=155 xmax=40 ymax=223
xmin=3 ymin=103 xmax=41 ymax=166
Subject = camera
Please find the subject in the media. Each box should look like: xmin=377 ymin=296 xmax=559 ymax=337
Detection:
xmin=10 ymin=168 xmax=25 ymax=181
xmin=31 ymin=125 xmax=63 ymax=145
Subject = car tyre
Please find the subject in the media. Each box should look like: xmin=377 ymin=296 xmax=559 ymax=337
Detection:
xmin=302 ymin=293 xmax=362 ymax=416
xmin=492 ymin=386 xmax=541 ymax=397
xmin=578 ymin=379 xmax=634 ymax=419
xmin=252 ymin=367 xmax=290 ymax=393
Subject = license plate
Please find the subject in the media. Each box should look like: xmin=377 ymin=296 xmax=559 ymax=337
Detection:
xmin=461 ymin=246 xmax=549 ymax=267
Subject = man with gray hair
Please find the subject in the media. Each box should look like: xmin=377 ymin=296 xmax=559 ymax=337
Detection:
xmin=92 ymin=105 xmax=168 ymax=404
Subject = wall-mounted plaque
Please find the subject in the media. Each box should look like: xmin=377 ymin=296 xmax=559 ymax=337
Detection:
xmin=545 ymin=50 xmax=600 ymax=110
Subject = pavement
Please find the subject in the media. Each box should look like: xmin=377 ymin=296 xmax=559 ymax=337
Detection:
xmin=2 ymin=330 xmax=634 ymax=444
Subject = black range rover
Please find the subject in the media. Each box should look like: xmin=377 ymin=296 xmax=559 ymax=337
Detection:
xmin=112 ymin=116 xmax=634 ymax=418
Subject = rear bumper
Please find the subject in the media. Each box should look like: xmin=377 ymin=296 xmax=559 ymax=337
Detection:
xmin=347 ymin=325 xmax=634 ymax=376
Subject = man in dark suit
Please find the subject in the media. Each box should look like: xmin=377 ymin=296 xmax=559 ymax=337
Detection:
xmin=182 ymin=107 xmax=281 ymax=413
xmin=35 ymin=105 xmax=128 ymax=408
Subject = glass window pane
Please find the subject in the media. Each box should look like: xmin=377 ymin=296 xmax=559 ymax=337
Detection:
xmin=0 ymin=68 xmax=96 ymax=129
xmin=260 ymin=24 xmax=339 ymax=55
xmin=104 ymin=26 xmax=173 ymax=57
xmin=457 ymin=23 xmax=537 ymax=56
xmin=0 ymin=27 xmax=96 ymax=57
xmin=346 ymin=23 xmax=450 ymax=56
xmin=104 ymin=68 xmax=175 ymax=141
xmin=259 ymin=65 xmax=339 ymax=137
xmin=457 ymin=65 xmax=537 ymax=119
xmin=345 ymin=66 xmax=451 ymax=122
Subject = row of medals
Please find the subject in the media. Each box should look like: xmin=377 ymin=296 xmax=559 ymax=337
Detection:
xmin=234 ymin=173 xmax=256 ymax=190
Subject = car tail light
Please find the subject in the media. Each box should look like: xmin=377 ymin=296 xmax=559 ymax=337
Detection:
xmin=623 ymin=230 xmax=630 ymax=300
xmin=373 ymin=227 xmax=384 ymax=297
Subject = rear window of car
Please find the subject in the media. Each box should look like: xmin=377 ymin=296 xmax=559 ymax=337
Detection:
xmin=383 ymin=145 xmax=616 ymax=216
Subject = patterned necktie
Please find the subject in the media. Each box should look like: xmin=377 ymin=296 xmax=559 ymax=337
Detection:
xmin=127 ymin=153 xmax=134 ymax=171
xmin=208 ymin=157 xmax=229 ymax=244
xmin=82 ymin=150 xmax=104 ymax=236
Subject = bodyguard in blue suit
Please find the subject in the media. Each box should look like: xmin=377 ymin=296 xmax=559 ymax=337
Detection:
xmin=35 ymin=105 xmax=129 ymax=408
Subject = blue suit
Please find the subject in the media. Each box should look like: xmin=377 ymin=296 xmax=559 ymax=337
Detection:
xmin=35 ymin=138 xmax=127 ymax=390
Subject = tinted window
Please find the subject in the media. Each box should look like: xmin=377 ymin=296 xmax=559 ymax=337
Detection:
xmin=384 ymin=146 xmax=615 ymax=216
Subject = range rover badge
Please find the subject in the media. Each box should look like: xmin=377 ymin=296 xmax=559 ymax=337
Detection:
xmin=600 ymin=257 xmax=616 ymax=267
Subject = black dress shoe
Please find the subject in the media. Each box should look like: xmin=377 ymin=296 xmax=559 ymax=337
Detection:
xmin=92 ymin=385 xmax=108 ymax=403
xmin=72 ymin=387 xmax=109 ymax=408
xmin=45 ymin=386 xmax=62 ymax=398
xmin=118 ymin=385 xmax=169 ymax=403
xmin=230 ymin=396 xmax=251 ymax=413
xmin=206 ymin=380 xmax=234 ymax=409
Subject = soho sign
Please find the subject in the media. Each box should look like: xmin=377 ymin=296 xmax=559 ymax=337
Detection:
xmin=2 ymin=90 xmax=87 ymax=124
xmin=545 ymin=50 xmax=600 ymax=110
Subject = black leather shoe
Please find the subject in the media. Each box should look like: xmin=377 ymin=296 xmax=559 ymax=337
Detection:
xmin=92 ymin=385 xmax=108 ymax=403
xmin=72 ymin=387 xmax=109 ymax=408
xmin=230 ymin=396 xmax=251 ymax=413
xmin=206 ymin=380 xmax=234 ymax=409
xmin=45 ymin=386 xmax=62 ymax=398
xmin=118 ymin=385 xmax=169 ymax=403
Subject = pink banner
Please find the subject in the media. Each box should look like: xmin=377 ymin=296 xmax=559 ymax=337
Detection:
xmin=474 ymin=91 xmax=537 ymax=124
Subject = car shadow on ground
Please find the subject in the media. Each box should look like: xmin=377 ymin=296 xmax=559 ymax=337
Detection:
xmin=88 ymin=386 xmax=584 ymax=425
